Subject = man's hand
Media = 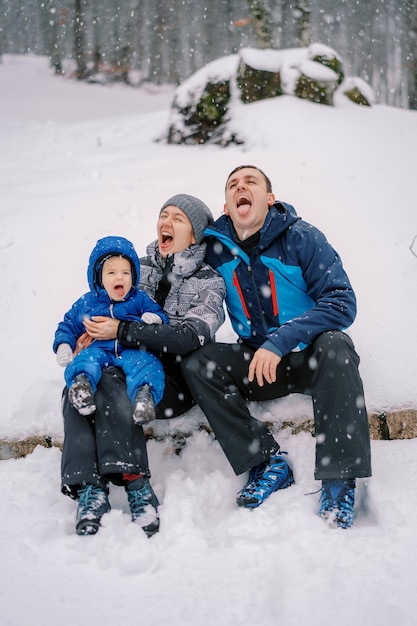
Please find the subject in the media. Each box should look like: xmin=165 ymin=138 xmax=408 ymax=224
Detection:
xmin=248 ymin=347 xmax=281 ymax=386
xmin=83 ymin=316 xmax=120 ymax=340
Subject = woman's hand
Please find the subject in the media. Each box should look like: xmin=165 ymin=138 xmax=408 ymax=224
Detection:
xmin=83 ymin=316 xmax=120 ymax=340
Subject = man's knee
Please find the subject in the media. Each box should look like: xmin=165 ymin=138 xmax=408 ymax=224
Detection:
xmin=181 ymin=343 xmax=227 ymax=386
xmin=310 ymin=331 xmax=360 ymax=378
xmin=181 ymin=344 xmax=211 ymax=376
xmin=313 ymin=331 xmax=356 ymax=356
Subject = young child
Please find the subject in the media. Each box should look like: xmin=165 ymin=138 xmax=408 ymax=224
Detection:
xmin=53 ymin=235 xmax=168 ymax=424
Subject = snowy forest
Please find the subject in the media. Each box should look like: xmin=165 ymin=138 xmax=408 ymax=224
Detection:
xmin=1 ymin=0 xmax=417 ymax=109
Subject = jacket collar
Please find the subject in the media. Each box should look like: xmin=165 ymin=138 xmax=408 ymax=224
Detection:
xmin=145 ymin=240 xmax=207 ymax=277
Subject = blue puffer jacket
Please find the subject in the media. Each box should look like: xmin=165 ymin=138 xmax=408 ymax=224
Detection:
xmin=53 ymin=236 xmax=168 ymax=354
xmin=204 ymin=202 xmax=356 ymax=356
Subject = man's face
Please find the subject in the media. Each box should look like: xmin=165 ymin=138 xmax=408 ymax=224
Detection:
xmin=101 ymin=256 xmax=132 ymax=301
xmin=224 ymin=167 xmax=275 ymax=240
xmin=157 ymin=206 xmax=196 ymax=257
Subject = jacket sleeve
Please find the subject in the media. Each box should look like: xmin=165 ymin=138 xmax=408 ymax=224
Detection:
xmin=263 ymin=225 xmax=357 ymax=357
xmin=118 ymin=320 xmax=202 ymax=355
xmin=53 ymin=297 xmax=87 ymax=353
xmin=118 ymin=275 xmax=225 ymax=356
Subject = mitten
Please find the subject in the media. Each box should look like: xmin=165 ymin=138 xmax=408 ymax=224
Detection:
xmin=56 ymin=343 xmax=73 ymax=367
xmin=141 ymin=312 xmax=163 ymax=325
xmin=74 ymin=332 xmax=93 ymax=356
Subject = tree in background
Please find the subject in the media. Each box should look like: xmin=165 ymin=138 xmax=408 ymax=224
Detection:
xmin=73 ymin=0 xmax=87 ymax=79
xmin=407 ymin=0 xmax=417 ymax=109
xmin=247 ymin=0 xmax=274 ymax=48
xmin=293 ymin=0 xmax=312 ymax=47
xmin=0 ymin=0 xmax=415 ymax=109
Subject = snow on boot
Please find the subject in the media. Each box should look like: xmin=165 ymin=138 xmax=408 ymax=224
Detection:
xmin=68 ymin=374 xmax=96 ymax=415
xmin=318 ymin=478 xmax=356 ymax=529
xmin=125 ymin=476 xmax=160 ymax=537
xmin=133 ymin=385 xmax=156 ymax=425
xmin=76 ymin=484 xmax=111 ymax=536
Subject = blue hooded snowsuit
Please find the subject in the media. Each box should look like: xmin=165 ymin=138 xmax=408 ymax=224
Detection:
xmin=53 ymin=236 xmax=168 ymax=405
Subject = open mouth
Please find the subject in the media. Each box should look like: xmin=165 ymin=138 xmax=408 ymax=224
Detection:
xmin=236 ymin=195 xmax=252 ymax=211
xmin=160 ymin=230 xmax=173 ymax=246
xmin=237 ymin=195 xmax=251 ymax=207
xmin=114 ymin=285 xmax=124 ymax=296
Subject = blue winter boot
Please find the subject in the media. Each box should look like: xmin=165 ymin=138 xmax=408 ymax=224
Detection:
xmin=236 ymin=452 xmax=294 ymax=508
xmin=318 ymin=478 xmax=356 ymax=529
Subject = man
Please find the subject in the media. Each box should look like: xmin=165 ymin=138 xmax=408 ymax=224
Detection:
xmin=182 ymin=165 xmax=371 ymax=529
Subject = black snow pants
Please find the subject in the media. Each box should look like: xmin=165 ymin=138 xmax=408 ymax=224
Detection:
xmin=61 ymin=355 xmax=195 ymax=498
xmin=181 ymin=331 xmax=372 ymax=480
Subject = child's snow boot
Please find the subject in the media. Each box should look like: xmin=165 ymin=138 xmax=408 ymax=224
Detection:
xmin=69 ymin=374 xmax=96 ymax=415
xmin=133 ymin=385 xmax=155 ymax=424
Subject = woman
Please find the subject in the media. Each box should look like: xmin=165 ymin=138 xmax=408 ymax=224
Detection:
xmin=61 ymin=194 xmax=225 ymax=537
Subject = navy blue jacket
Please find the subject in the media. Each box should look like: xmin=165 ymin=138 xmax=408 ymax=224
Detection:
xmin=53 ymin=236 xmax=168 ymax=354
xmin=204 ymin=202 xmax=356 ymax=356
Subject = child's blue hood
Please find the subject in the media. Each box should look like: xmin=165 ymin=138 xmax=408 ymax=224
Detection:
xmin=87 ymin=236 xmax=141 ymax=297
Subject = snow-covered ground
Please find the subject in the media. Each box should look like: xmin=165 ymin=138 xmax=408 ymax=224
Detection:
xmin=1 ymin=54 xmax=416 ymax=626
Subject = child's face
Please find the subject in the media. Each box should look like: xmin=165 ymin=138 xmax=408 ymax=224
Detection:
xmin=101 ymin=256 xmax=132 ymax=301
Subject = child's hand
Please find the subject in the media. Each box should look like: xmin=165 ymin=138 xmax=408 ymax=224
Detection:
xmin=141 ymin=312 xmax=163 ymax=325
xmin=56 ymin=343 xmax=73 ymax=367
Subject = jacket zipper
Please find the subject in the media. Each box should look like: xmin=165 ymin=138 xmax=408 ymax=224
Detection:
xmin=269 ymin=269 xmax=279 ymax=316
xmin=109 ymin=303 xmax=120 ymax=357
xmin=234 ymin=262 xmax=279 ymax=338
xmin=232 ymin=270 xmax=250 ymax=319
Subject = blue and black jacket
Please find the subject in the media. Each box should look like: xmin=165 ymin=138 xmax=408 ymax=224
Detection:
xmin=204 ymin=201 xmax=356 ymax=357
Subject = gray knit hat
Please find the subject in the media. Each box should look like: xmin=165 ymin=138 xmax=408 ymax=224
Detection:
xmin=160 ymin=194 xmax=214 ymax=244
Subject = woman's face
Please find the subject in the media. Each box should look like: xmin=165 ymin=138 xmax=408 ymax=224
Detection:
xmin=157 ymin=205 xmax=196 ymax=257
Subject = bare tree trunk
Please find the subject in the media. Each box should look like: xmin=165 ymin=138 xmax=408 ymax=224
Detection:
xmin=407 ymin=0 xmax=417 ymax=109
xmin=148 ymin=0 xmax=165 ymax=83
xmin=74 ymin=0 xmax=88 ymax=79
xmin=294 ymin=0 xmax=312 ymax=47
xmin=133 ymin=1 xmax=145 ymax=79
xmin=247 ymin=0 xmax=274 ymax=49
xmin=48 ymin=3 xmax=65 ymax=74
xmin=165 ymin=0 xmax=180 ymax=84
xmin=0 ymin=0 xmax=5 ymax=61
xmin=91 ymin=0 xmax=101 ymax=73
